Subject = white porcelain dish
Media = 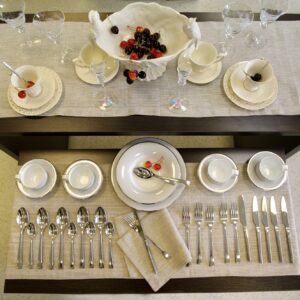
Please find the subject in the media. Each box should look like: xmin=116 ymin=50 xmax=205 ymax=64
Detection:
xmin=111 ymin=138 xmax=187 ymax=211
xmin=247 ymin=151 xmax=288 ymax=191
xmin=16 ymin=159 xmax=57 ymax=198
xmin=197 ymin=153 xmax=239 ymax=193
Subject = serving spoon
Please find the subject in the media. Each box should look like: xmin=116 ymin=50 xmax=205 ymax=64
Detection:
xmin=94 ymin=207 xmax=106 ymax=268
xmin=48 ymin=223 xmax=58 ymax=270
xmin=77 ymin=206 xmax=89 ymax=268
xmin=56 ymin=207 xmax=69 ymax=269
xmin=16 ymin=207 xmax=29 ymax=269
xmin=85 ymin=221 xmax=96 ymax=268
xmin=36 ymin=207 xmax=49 ymax=269
xmin=26 ymin=223 xmax=36 ymax=268
xmin=67 ymin=222 xmax=77 ymax=269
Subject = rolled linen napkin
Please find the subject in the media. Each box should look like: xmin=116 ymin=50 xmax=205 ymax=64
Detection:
xmin=116 ymin=208 xmax=191 ymax=292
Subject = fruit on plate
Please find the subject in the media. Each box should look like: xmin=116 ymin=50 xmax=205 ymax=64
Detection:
xmin=123 ymin=69 xmax=147 ymax=84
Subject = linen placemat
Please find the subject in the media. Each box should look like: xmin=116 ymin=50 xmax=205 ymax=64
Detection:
xmin=5 ymin=150 xmax=300 ymax=282
xmin=0 ymin=21 xmax=300 ymax=118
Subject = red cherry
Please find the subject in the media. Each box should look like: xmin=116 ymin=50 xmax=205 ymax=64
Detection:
xmin=153 ymin=163 xmax=161 ymax=171
xmin=150 ymin=48 xmax=157 ymax=56
xmin=120 ymin=41 xmax=128 ymax=49
xmin=154 ymin=51 xmax=162 ymax=58
xmin=136 ymin=26 xmax=144 ymax=33
xmin=127 ymin=38 xmax=136 ymax=46
xmin=18 ymin=90 xmax=26 ymax=99
xmin=130 ymin=52 xmax=139 ymax=60
xmin=144 ymin=161 xmax=152 ymax=168
xmin=128 ymin=70 xmax=138 ymax=81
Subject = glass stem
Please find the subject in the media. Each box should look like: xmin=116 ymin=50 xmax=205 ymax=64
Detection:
xmin=18 ymin=26 xmax=32 ymax=47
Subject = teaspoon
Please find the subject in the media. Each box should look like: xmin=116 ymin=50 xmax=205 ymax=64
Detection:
xmin=16 ymin=207 xmax=29 ymax=269
xmin=77 ymin=206 xmax=89 ymax=268
xmin=85 ymin=221 xmax=96 ymax=268
xmin=36 ymin=207 xmax=49 ymax=269
xmin=105 ymin=222 xmax=115 ymax=269
xmin=26 ymin=223 xmax=36 ymax=268
xmin=94 ymin=207 xmax=106 ymax=268
xmin=56 ymin=207 xmax=69 ymax=269
xmin=2 ymin=61 xmax=28 ymax=85
xmin=48 ymin=223 xmax=58 ymax=270
xmin=67 ymin=222 xmax=77 ymax=269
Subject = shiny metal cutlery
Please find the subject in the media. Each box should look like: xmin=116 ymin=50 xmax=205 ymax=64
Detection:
xmin=16 ymin=207 xmax=29 ymax=269
xmin=105 ymin=222 xmax=115 ymax=269
xmin=270 ymin=196 xmax=283 ymax=262
xmin=239 ymin=195 xmax=251 ymax=262
xmin=182 ymin=206 xmax=191 ymax=266
xmin=281 ymin=196 xmax=294 ymax=263
xmin=253 ymin=196 xmax=263 ymax=263
xmin=67 ymin=222 xmax=77 ymax=268
xmin=230 ymin=202 xmax=241 ymax=263
xmin=206 ymin=206 xmax=215 ymax=267
xmin=77 ymin=206 xmax=89 ymax=268
xmin=56 ymin=207 xmax=69 ymax=269
xmin=85 ymin=221 xmax=96 ymax=268
xmin=195 ymin=203 xmax=203 ymax=264
xmin=262 ymin=196 xmax=272 ymax=263
xmin=94 ymin=207 xmax=106 ymax=268
xmin=48 ymin=223 xmax=58 ymax=270
xmin=26 ymin=223 xmax=36 ymax=269
xmin=36 ymin=207 xmax=49 ymax=269
xmin=219 ymin=202 xmax=230 ymax=263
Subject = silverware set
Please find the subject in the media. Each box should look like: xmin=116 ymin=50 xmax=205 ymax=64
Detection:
xmin=16 ymin=206 xmax=115 ymax=269
xmin=182 ymin=195 xmax=293 ymax=265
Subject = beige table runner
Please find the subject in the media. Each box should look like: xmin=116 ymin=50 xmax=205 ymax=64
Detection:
xmin=0 ymin=21 xmax=300 ymax=118
xmin=5 ymin=150 xmax=300 ymax=281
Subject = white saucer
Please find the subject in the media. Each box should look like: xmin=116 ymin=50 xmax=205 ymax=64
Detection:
xmin=247 ymin=151 xmax=288 ymax=191
xmin=223 ymin=62 xmax=277 ymax=111
xmin=16 ymin=159 xmax=57 ymax=198
xmin=7 ymin=67 xmax=63 ymax=116
xmin=197 ymin=154 xmax=239 ymax=193
xmin=230 ymin=62 xmax=278 ymax=104
xmin=178 ymin=53 xmax=222 ymax=84
xmin=9 ymin=67 xmax=56 ymax=110
xmin=63 ymin=160 xmax=103 ymax=199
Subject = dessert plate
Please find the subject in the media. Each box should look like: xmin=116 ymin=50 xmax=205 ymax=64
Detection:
xmin=197 ymin=154 xmax=239 ymax=193
xmin=111 ymin=138 xmax=187 ymax=211
xmin=230 ymin=62 xmax=278 ymax=104
xmin=7 ymin=67 xmax=63 ymax=116
xmin=63 ymin=160 xmax=103 ymax=199
xmin=223 ymin=62 xmax=277 ymax=110
xmin=178 ymin=52 xmax=222 ymax=85
xmin=247 ymin=151 xmax=288 ymax=191
xmin=116 ymin=142 xmax=180 ymax=204
xmin=16 ymin=159 xmax=57 ymax=198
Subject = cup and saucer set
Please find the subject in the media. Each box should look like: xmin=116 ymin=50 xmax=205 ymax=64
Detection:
xmin=7 ymin=65 xmax=63 ymax=116
xmin=223 ymin=58 xmax=278 ymax=110
xmin=177 ymin=41 xmax=225 ymax=85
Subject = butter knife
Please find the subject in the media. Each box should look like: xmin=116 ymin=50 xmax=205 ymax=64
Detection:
xmin=134 ymin=211 xmax=158 ymax=274
xmin=262 ymin=196 xmax=272 ymax=263
xmin=239 ymin=195 xmax=251 ymax=262
xmin=253 ymin=196 xmax=263 ymax=263
xmin=270 ymin=196 xmax=283 ymax=262
xmin=281 ymin=196 xmax=294 ymax=263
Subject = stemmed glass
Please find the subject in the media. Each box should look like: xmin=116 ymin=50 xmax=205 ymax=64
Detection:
xmin=91 ymin=62 xmax=114 ymax=111
xmin=247 ymin=0 xmax=289 ymax=49
xmin=0 ymin=0 xmax=32 ymax=47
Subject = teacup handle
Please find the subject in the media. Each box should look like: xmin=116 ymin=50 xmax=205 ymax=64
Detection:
xmin=232 ymin=169 xmax=239 ymax=176
xmin=15 ymin=174 xmax=21 ymax=182
xmin=72 ymin=57 xmax=88 ymax=68
xmin=213 ymin=53 xmax=226 ymax=64
xmin=282 ymin=164 xmax=288 ymax=172
xmin=62 ymin=174 xmax=69 ymax=182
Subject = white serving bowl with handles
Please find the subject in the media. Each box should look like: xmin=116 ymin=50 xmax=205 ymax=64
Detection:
xmin=88 ymin=2 xmax=201 ymax=81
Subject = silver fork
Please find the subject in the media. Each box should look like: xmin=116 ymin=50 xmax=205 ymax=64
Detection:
xmin=220 ymin=202 xmax=230 ymax=263
xmin=194 ymin=203 xmax=203 ymax=264
xmin=206 ymin=206 xmax=215 ymax=267
xmin=230 ymin=202 xmax=241 ymax=263
xmin=182 ymin=206 xmax=191 ymax=266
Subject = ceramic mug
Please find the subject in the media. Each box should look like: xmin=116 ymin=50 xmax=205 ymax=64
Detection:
xmin=243 ymin=59 xmax=273 ymax=92
xmin=190 ymin=41 xmax=225 ymax=73
xmin=11 ymin=65 xmax=42 ymax=97
xmin=256 ymin=155 xmax=288 ymax=182
xmin=73 ymin=43 xmax=106 ymax=68
xmin=207 ymin=158 xmax=239 ymax=184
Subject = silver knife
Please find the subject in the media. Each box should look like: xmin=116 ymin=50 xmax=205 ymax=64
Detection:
xmin=281 ymin=196 xmax=294 ymax=263
xmin=253 ymin=196 xmax=263 ymax=263
xmin=262 ymin=196 xmax=272 ymax=263
xmin=134 ymin=211 xmax=158 ymax=274
xmin=270 ymin=196 xmax=283 ymax=262
xmin=239 ymin=195 xmax=251 ymax=262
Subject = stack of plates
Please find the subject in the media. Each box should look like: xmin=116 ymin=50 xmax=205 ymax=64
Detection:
xmin=7 ymin=67 xmax=63 ymax=116
xmin=111 ymin=138 xmax=187 ymax=211
xmin=223 ymin=61 xmax=278 ymax=110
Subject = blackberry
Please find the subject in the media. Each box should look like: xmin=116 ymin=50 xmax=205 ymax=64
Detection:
xmin=125 ymin=46 xmax=133 ymax=55
xmin=123 ymin=69 xmax=130 ymax=77
xmin=110 ymin=25 xmax=119 ymax=34
xmin=151 ymin=32 xmax=160 ymax=40
xmin=126 ymin=77 xmax=134 ymax=84
xmin=138 ymin=71 xmax=146 ymax=79
xmin=159 ymin=44 xmax=167 ymax=53
xmin=251 ymin=73 xmax=262 ymax=82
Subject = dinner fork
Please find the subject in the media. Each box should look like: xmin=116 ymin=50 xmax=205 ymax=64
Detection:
xmin=182 ymin=206 xmax=191 ymax=266
xmin=230 ymin=202 xmax=241 ymax=263
xmin=206 ymin=206 xmax=215 ymax=267
xmin=194 ymin=203 xmax=203 ymax=264
xmin=220 ymin=202 xmax=230 ymax=263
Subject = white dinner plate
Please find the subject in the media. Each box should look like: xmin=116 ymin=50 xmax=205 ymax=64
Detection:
xmin=63 ymin=160 xmax=103 ymax=199
xmin=16 ymin=159 xmax=57 ymax=198
xmin=247 ymin=151 xmax=288 ymax=191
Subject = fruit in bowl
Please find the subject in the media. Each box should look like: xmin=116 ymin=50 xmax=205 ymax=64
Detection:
xmin=88 ymin=2 xmax=201 ymax=81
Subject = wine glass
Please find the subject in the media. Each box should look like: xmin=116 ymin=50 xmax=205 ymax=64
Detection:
xmin=0 ymin=0 xmax=32 ymax=47
xmin=247 ymin=0 xmax=289 ymax=49
xmin=91 ymin=62 xmax=114 ymax=111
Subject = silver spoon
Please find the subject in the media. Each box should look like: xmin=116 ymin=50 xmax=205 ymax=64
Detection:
xmin=56 ymin=207 xmax=69 ymax=269
xmin=2 ymin=61 xmax=28 ymax=86
xmin=26 ymin=223 xmax=36 ymax=268
xmin=16 ymin=207 xmax=29 ymax=269
xmin=94 ymin=207 xmax=106 ymax=268
xmin=85 ymin=221 xmax=96 ymax=268
xmin=67 ymin=222 xmax=77 ymax=269
xmin=105 ymin=222 xmax=115 ymax=269
xmin=48 ymin=223 xmax=58 ymax=270
xmin=36 ymin=207 xmax=49 ymax=269
xmin=77 ymin=206 xmax=89 ymax=268
xmin=133 ymin=167 xmax=191 ymax=186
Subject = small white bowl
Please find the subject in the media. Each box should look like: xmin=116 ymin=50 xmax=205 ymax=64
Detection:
xmin=66 ymin=164 xmax=95 ymax=190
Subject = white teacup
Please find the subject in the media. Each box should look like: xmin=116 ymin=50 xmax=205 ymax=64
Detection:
xmin=256 ymin=155 xmax=288 ymax=182
xmin=65 ymin=164 xmax=95 ymax=190
xmin=243 ymin=59 xmax=273 ymax=92
xmin=73 ymin=43 xmax=106 ymax=68
xmin=207 ymin=158 xmax=239 ymax=184
xmin=11 ymin=65 xmax=42 ymax=97
xmin=16 ymin=163 xmax=48 ymax=190
xmin=190 ymin=41 xmax=224 ymax=73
